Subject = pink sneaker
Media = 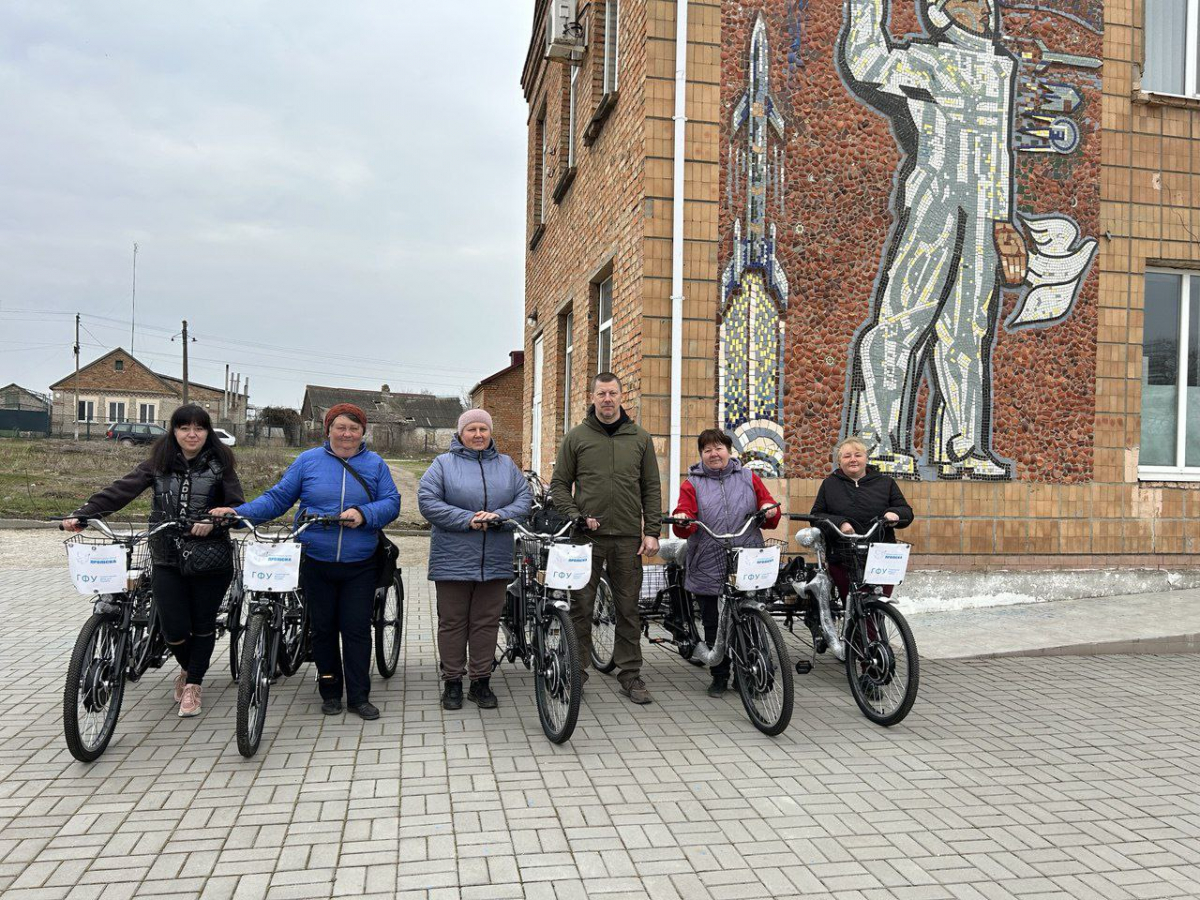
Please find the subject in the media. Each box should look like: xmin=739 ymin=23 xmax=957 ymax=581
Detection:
xmin=178 ymin=684 xmax=202 ymax=718
xmin=173 ymin=668 xmax=187 ymax=703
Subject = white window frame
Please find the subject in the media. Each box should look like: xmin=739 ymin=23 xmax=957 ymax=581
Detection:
xmin=76 ymin=400 xmax=95 ymax=423
xmin=539 ymin=106 xmax=549 ymax=224
xmin=563 ymin=311 xmax=574 ymax=432
xmin=567 ymin=65 xmax=578 ymax=168
xmin=603 ymin=0 xmax=620 ymax=95
xmin=139 ymin=403 xmax=156 ymax=424
xmin=531 ymin=334 xmax=545 ymax=474
xmin=1143 ymin=0 xmax=1200 ymax=98
xmin=597 ymin=277 xmax=613 ymax=373
xmin=108 ymin=401 xmax=126 ymax=423
xmin=1139 ymin=268 xmax=1200 ymax=480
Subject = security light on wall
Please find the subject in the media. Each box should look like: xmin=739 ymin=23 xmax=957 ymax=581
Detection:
xmin=526 ymin=311 xmax=539 ymax=327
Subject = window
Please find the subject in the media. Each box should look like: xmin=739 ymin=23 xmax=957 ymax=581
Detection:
xmin=531 ymin=335 xmax=544 ymax=474
xmin=1140 ymin=270 xmax=1200 ymax=478
xmin=108 ymin=402 xmax=126 ymax=423
xmin=603 ymin=0 xmax=620 ymax=94
xmin=539 ymin=106 xmax=548 ymax=223
xmin=597 ymin=277 xmax=613 ymax=373
xmin=133 ymin=425 xmax=150 ymax=437
xmin=139 ymin=403 xmax=156 ymax=424
xmin=114 ymin=359 xmax=124 ymax=371
xmin=563 ymin=311 xmax=574 ymax=432
xmin=76 ymin=400 xmax=94 ymax=422
xmin=1143 ymin=0 xmax=1200 ymax=96
xmin=567 ymin=66 xmax=578 ymax=168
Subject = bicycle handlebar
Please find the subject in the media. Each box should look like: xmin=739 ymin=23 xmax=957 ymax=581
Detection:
xmin=787 ymin=513 xmax=887 ymax=541
xmin=493 ymin=516 xmax=588 ymax=541
xmin=204 ymin=511 xmax=343 ymax=541
xmin=662 ymin=502 xmax=780 ymax=542
xmin=53 ymin=515 xmax=194 ymax=543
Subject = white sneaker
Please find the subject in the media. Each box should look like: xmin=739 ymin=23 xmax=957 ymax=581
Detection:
xmin=178 ymin=684 xmax=202 ymax=717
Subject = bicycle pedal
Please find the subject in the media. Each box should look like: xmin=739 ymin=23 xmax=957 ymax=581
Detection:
xmin=795 ymin=660 xmax=813 ymax=675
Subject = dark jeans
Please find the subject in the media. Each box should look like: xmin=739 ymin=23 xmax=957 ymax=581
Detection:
xmin=435 ymin=580 xmax=507 ymax=682
xmin=302 ymin=557 xmax=376 ymax=706
xmin=694 ymin=593 xmax=730 ymax=679
xmin=571 ymin=535 xmax=643 ymax=686
xmin=151 ymin=563 xmax=231 ymax=686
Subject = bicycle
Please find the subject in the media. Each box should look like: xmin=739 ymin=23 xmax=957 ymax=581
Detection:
xmin=654 ymin=505 xmax=794 ymax=736
xmin=58 ymin=515 xmax=186 ymax=762
xmin=216 ymin=513 xmax=337 ymax=757
xmin=493 ymin=515 xmax=588 ymax=744
xmin=774 ymin=515 xmax=920 ymax=726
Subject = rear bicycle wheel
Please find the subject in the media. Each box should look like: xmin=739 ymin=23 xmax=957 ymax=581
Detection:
xmin=277 ymin=592 xmax=307 ymax=677
xmin=227 ymin=585 xmax=248 ymax=679
xmin=63 ymin=613 xmax=128 ymax=762
xmin=733 ymin=606 xmax=794 ymax=737
xmin=374 ymin=573 xmax=404 ymax=679
xmin=589 ymin=575 xmax=617 ymax=674
xmin=534 ymin=605 xmax=582 ymax=744
xmin=236 ymin=613 xmax=273 ymax=758
xmin=127 ymin=591 xmax=158 ymax=680
xmin=844 ymin=599 xmax=919 ymax=726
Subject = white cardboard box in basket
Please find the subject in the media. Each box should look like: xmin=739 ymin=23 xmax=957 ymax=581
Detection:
xmin=66 ymin=544 xmax=128 ymax=596
xmin=243 ymin=542 xmax=303 ymax=592
xmin=545 ymin=543 xmax=593 ymax=591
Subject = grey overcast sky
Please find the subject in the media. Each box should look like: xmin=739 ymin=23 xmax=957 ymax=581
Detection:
xmin=0 ymin=2 xmax=531 ymax=407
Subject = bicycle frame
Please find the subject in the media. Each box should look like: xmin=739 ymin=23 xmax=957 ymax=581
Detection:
xmin=498 ymin=517 xmax=578 ymax=666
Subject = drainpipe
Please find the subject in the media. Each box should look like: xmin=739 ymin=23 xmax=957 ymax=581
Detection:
xmin=668 ymin=0 xmax=689 ymax=511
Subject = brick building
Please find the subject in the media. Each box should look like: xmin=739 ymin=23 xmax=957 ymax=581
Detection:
xmin=469 ymin=351 xmax=526 ymax=461
xmin=522 ymin=0 xmax=1200 ymax=569
xmin=49 ymin=348 xmax=246 ymax=437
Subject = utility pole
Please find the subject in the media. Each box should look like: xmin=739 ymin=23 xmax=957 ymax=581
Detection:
xmin=130 ymin=242 xmax=138 ymax=354
xmin=73 ymin=314 xmax=80 ymax=441
xmin=181 ymin=319 xmax=190 ymax=405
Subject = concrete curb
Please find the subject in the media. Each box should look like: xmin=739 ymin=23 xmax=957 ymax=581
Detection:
xmin=946 ymin=632 xmax=1200 ymax=660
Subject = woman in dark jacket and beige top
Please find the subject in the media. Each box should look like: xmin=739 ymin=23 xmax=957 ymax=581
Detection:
xmin=64 ymin=405 xmax=244 ymax=718
xmin=811 ymin=437 xmax=913 ymax=600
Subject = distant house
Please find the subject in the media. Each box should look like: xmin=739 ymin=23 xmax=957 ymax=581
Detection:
xmin=49 ymin=348 xmax=248 ymax=437
xmin=300 ymin=384 xmax=463 ymax=454
xmin=0 ymin=384 xmax=50 ymax=412
xmin=469 ymin=351 xmax=525 ymax=461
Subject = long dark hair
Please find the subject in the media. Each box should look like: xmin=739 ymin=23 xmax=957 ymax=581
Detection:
xmin=148 ymin=404 xmax=236 ymax=474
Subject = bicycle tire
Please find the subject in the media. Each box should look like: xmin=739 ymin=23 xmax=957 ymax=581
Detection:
xmin=277 ymin=592 xmax=307 ymax=677
xmin=534 ymin=605 xmax=582 ymax=744
xmin=236 ymin=612 xmax=272 ymax=758
xmin=128 ymin=591 xmax=158 ymax=680
xmin=227 ymin=586 xmax=247 ymax=680
xmin=63 ymin=613 xmax=127 ymax=763
xmin=733 ymin=606 xmax=794 ymax=737
xmin=844 ymin=599 xmax=919 ymax=727
xmin=589 ymin=575 xmax=617 ymax=674
xmin=374 ymin=573 xmax=404 ymax=679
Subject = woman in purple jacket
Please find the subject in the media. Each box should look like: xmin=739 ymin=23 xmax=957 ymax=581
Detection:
xmin=418 ymin=409 xmax=531 ymax=711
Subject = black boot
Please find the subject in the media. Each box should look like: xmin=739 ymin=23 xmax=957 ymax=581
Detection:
xmin=468 ymin=677 xmax=498 ymax=709
xmin=442 ymin=679 xmax=463 ymax=710
xmin=707 ymin=675 xmax=728 ymax=697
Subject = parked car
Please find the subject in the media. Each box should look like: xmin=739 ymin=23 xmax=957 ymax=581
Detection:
xmin=105 ymin=422 xmax=167 ymax=445
xmin=213 ymin=428 xmax=236 ymax=447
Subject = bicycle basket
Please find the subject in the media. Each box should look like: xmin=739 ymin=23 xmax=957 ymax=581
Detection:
xmin=640 ymin=564 xmax=670 ymax=600
xmin=64 ymin=533 xmax=144 ymax=595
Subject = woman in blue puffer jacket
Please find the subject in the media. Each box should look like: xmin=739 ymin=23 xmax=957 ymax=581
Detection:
xmin=213 ymin=403 xmax=400 ymax=721
xmin=418 ymin=408 xmax=531 ymax=711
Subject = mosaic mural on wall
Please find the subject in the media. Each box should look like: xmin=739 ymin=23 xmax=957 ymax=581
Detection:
xmin=719 ymin=13 xmax=789 ymax=476
xmin=719 ymin=0 xmax=1102 ymax=483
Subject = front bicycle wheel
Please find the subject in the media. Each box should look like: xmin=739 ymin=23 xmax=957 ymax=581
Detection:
xmin=63 ymin=613 xmax=128 ymax=762
xmin=534 ymin=605 xmax=582 ymax=744
xmin=589 ymin=575 xmax=617 ymax=674
xmin=236 ymin=612 xmax=273 ymax=758
xmin=733 ymin=606 xmax=794 ymax=737
xmin=374 ymin=573 xmax=404 ymax=678
xmin=277 ymin=592 xmax=307 ymax=677
xmin=844 ymin=599 xmax=919 ymax=726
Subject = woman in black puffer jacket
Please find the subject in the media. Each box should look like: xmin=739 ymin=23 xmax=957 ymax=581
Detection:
xmin=811 ymin=437 xmax=913 ymax=600
xmin=65 ymin=405 xmax=244 ymax=718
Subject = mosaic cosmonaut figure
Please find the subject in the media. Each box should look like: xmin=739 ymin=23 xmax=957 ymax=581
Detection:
xmin=837 ymin=0 xmax=1096 ymax=480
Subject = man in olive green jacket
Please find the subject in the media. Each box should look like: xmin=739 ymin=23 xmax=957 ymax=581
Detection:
xmin=551 ymin=372 xmax=662 ymax=703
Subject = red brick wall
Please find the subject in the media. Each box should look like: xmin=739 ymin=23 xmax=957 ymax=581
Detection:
xmin=471 ymin=365 xmax=525 ymax=461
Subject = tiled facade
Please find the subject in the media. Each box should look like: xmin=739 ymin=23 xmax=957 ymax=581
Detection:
xmin=523 ymin=0 xmax=1200 ymax=569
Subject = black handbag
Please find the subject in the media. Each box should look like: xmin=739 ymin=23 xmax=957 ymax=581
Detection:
xmin=178 ymin=536 xmax=233 ymax=576
xmin=333 ymin=455 xmax=400 ymax=589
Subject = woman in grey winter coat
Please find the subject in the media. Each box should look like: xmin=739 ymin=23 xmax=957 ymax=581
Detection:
xmin=418 ymin=409 xmax=532 ymax=710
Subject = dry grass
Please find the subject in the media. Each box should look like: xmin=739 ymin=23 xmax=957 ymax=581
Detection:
xmin=0 ymin=438 xmax=299 ymax=519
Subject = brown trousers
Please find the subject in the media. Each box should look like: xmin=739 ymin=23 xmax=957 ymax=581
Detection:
xmin=570 ymin=535 xmax=644 ymax=686
xmin=435 ymin=580 xmax=507 ymax=682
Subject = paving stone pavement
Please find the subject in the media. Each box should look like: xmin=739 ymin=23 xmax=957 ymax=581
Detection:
xmin=2 ymin=566 xmax=1199 ymax=900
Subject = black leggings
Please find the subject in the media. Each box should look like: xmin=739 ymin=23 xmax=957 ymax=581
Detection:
xmin=151 ymin=564 xmax=232 ymax=686
xmin=302 ymin=557 xmax=376 ymax=705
